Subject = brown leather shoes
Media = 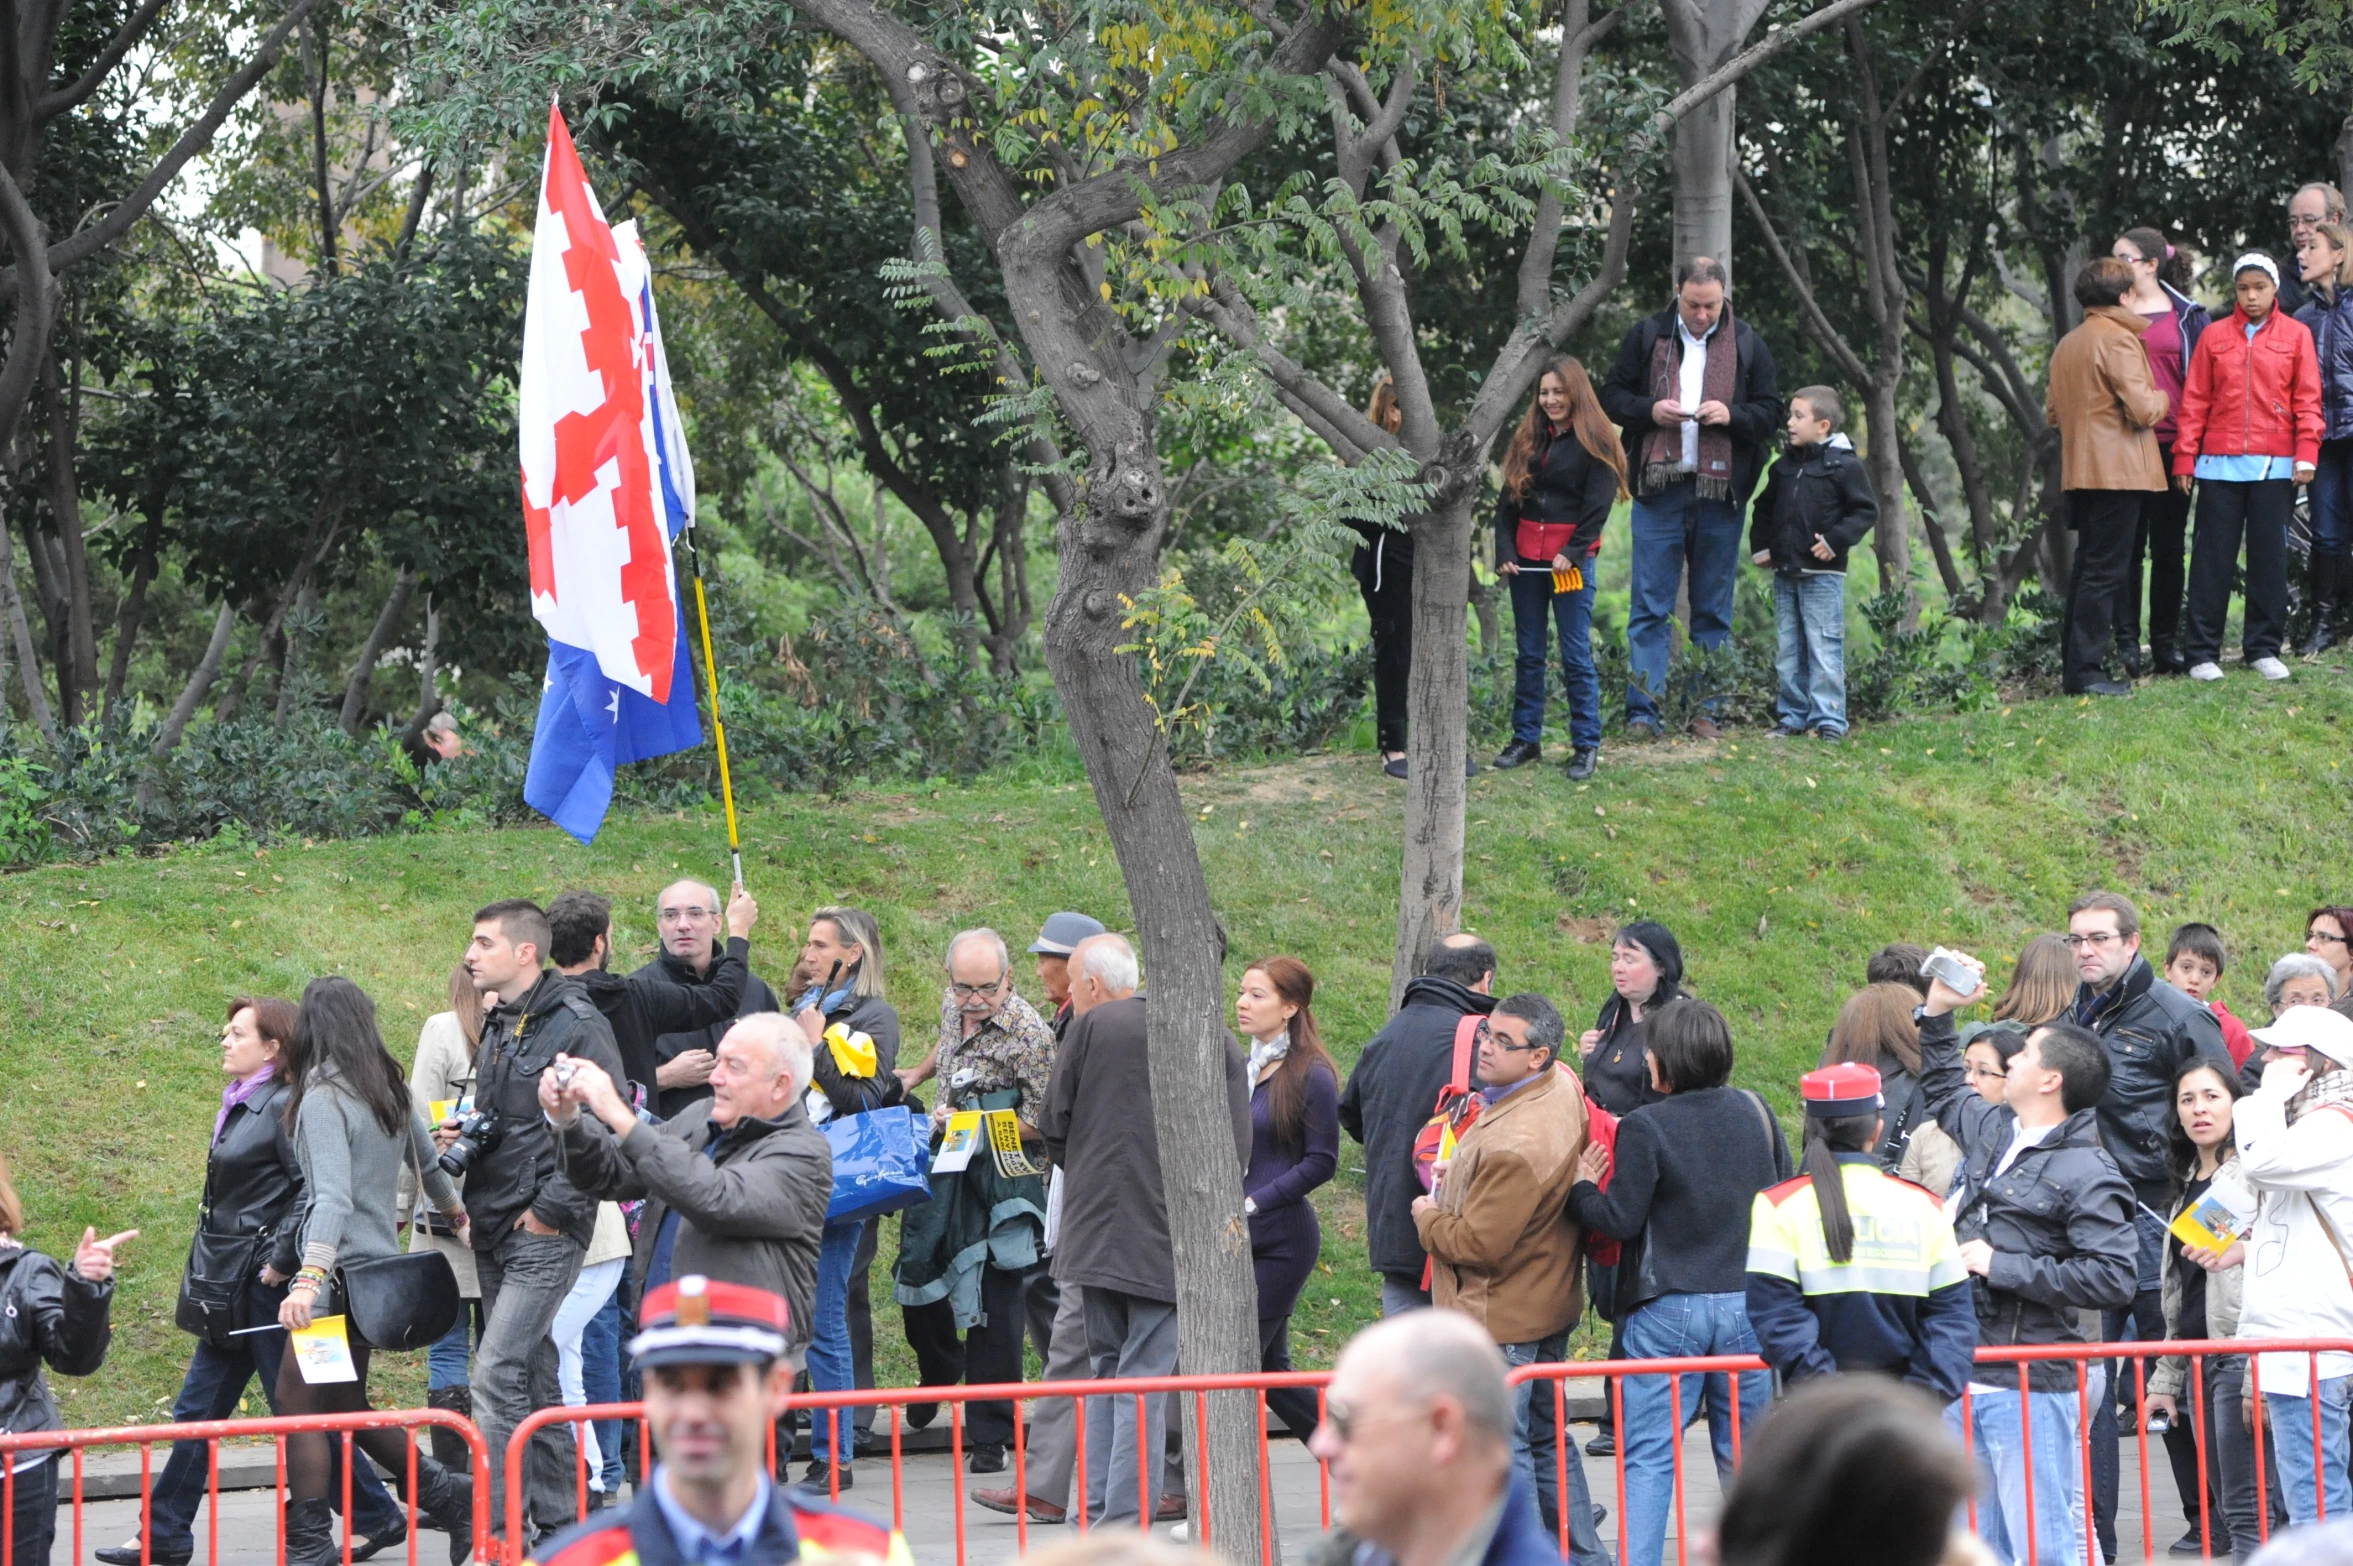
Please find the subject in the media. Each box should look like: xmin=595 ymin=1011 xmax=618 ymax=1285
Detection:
xmin=1688 ymin=716 xmax=1723 ymax=740
xmin=1155 ymin=1492 xmax=1189 ymax=1522
xmin=971 ymin=1486 xmax=1066 ymax=1523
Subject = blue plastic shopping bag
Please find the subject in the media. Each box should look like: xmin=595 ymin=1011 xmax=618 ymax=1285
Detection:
xmin=824 ymin=1104 xmax=933 ymax=1223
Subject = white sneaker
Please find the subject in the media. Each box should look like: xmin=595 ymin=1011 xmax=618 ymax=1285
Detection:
xmin=1169 ymin=1522 xmax=1191 ymax=1543
xmin=2253 ymin=656 xmax=2292 ymax=681
xmin=2188 ymin=662 xmax=2224 ymax=681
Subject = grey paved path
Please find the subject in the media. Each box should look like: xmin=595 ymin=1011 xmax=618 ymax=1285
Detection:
xmin=51 ymin=1430 xmax=2215 ymax=1566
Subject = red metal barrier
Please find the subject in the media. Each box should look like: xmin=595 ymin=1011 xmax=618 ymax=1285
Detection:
xmin=0 ymin=1408 xmax=492 ymax=1566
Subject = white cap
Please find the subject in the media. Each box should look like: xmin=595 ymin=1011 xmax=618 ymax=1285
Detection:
xmin=2252 ymin=1005 xmax=2353 ymax=1068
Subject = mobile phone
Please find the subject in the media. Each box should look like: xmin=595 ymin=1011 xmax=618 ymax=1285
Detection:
xmin=2146 ymin=1409 xmax=2173 ymax=1435
xmin=1923 ymin=946 xmax=1982 ymax=999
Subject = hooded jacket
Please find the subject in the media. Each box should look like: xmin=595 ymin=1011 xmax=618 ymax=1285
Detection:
xmin=1918 ymin=1012 xmax=2138 ymax=1390
xmin=2296 ymin=285 xmax=2353 ymax=442
xmin=2073 ymin=956 xmax=2236 ymax=1207
xmin=1339 ymin=975 xmax=1499 ymax=1279
xmin=555 ymin=1096 xmax=832 ymax=1355
xmin=2046 ymin=305 xmax=2170 ymax=492
xmin=0 ymin=1247 xmax=110 ymax=1445
xmin=467 ymin=967 xmax=627 ymax=1251
xmin=1747 ymin=433 xmax=1880 ymax=574
xmin=2173 ymin=305 xmax=2324 ymax=473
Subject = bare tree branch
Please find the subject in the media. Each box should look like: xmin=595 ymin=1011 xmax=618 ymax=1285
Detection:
xmin=36 ymin=0 xmax=169 ymax=119
xmin=1735 ymin=169 xmax=1871 ymax=383
xmin=1647 ymin=0 xmax=1885 ymax=138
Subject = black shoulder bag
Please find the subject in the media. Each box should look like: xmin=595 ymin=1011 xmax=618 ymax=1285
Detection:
xmin=332 ymin=1121 xmax=460 ymax=1352
xmin=176 ymin=1156 xmax=265 ymax=1349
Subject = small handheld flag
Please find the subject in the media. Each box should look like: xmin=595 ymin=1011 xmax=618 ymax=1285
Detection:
xmin=517 ymin=105 xmax=702 ymax=844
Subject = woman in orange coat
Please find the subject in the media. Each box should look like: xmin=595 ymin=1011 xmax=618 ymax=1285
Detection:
xmin=2172 ymin=251 xmax=2324 ymax=683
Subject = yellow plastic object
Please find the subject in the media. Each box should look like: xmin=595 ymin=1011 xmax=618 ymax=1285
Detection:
xmin=824 ymin=1023 xmax=879 ymax=1079
xmin=1551 ymin=564 xmax=1584 ymax=594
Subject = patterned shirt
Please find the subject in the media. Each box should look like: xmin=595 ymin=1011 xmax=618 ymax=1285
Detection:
xmin=933 ymin=988 xmax=1057 ymax=1119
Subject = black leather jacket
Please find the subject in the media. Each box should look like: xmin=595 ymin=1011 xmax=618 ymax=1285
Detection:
xmin=0 ymin=1248 xmax=112 ymax=1440
xmin=2073 ymin=957 xmax=2235 ymax=1206
xmin=574 ymin=935 xmax=752 ymax=1104
xmin=199 ymin=1074 xmax=307 ymax=1278
xmin=1920 ymin=1012 xmax=2137 ymax=1390
xmin=635 ymin=945 xmax=783 ymax=1119
xmin=467 ymin=968 xmax=625 ymax=1251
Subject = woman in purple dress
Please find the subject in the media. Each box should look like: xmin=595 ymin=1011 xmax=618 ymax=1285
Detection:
xmin=1236 ymin=956 xmax=1341 ymax=1443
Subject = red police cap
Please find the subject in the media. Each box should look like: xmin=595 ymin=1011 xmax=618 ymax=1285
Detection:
xmin=628 ymin=1276 xmax=793 ymax=1368
xmin=1800 ymin=1062 xmax=1883 ymax=1116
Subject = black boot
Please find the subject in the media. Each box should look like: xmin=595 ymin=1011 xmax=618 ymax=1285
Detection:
xmin=412 ymin=1454 xmax=475 ymax=1566
xmin=285 ymin=1499 xmax=340 ymax=1566
xmin=2308 ymin=552 xmax=2346 ymax=656
xmin=426 ymin=1385 xmax=472 ymax=1473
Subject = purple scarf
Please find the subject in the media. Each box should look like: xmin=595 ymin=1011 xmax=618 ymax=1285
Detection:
xmin=215 ymin=1063 xmax=276 ymax=1145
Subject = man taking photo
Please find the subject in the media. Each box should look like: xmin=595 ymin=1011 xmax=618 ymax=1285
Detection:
xmin=453 ymin=899 xmax=627 ymax=1550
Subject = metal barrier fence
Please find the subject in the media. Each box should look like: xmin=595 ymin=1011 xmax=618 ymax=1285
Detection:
xmin=28 ymin=1339 xmax=2353 ymax=1566
xmin=0 ymin=1407 xmax=492 ymax=1566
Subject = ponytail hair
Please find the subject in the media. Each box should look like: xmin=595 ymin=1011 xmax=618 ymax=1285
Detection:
xmin=1804 ymin=1110 xmax=1882 ymax=1265
xmin=2121 ymin=226 xmax=2194 ymax=294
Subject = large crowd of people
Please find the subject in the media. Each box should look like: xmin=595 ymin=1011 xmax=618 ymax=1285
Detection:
xmin=3 ymin=873 xmax=2351 ymax=1566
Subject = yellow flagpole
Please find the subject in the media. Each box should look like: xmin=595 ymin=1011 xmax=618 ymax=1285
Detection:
xmin=685 ymin=541 xmax=743 ymax=889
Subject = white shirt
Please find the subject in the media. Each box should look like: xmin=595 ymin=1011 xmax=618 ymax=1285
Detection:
xmin=1675 ymin=316 xmax=1717 ymax=471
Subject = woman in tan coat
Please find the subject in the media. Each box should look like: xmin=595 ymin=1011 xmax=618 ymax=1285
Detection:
xmin=2047 ymin=256 xmax=2172 ymax=696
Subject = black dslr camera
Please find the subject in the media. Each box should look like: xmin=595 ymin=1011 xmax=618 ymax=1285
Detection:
xmin=438 ymin=1107 xmax=505 ymax=1177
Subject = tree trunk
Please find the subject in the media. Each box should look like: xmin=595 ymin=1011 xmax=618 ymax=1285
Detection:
xmin=1659 ymin=0 xmax=1761 ymax=278
xmin=0 ymin=517 xmax=58 ymax=747
xmin=41 ymin=355 xmax=97 ymax=723
xmin=1860 ymin=386 xmax=1911 ymax=600
xmin=1037 ymin=437 xmax=1263 ymax=1550
xmin=1895 ymin=429 xmax=1965 ymax=603
xmin=103 ymin=524 xmax=159 ymax=723
xmin=148 ymin=602 xmax=236 ymax=763
xmin=340 ymin=566 xmax=418 ymax=733
xmin=1391 ymin=468 xmax=1478 ymax=1005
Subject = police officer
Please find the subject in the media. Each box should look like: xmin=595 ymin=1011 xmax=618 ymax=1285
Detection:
xmin=526 ymin=1277 xmax=907 ymax=1566
xmin=1745 ymin=1063 xmax=1976 ymax=1401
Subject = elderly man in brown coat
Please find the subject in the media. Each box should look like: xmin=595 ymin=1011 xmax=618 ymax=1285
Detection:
xmin=1411 ymin=993 xmax=1602 ymax=1563
xmin=2046 ymin=255 xmax=2172 ymax=696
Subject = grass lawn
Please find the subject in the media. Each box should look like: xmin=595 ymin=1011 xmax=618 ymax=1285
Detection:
xmin=4 ymin=668 xmax=2347 ymax=1427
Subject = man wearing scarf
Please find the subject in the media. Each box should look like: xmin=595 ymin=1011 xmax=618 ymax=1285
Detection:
xmin=1600 ymin=256 xmax=1783 ymax=739
xmin=2232 ymin=1004 xmax=2353 ymax=1526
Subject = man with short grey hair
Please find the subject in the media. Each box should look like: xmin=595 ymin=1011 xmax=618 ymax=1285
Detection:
xmin=1043 ymin=931 xmax=1251 ymax=1527
xmin=892 ymin=927 xmax=1056 ymax=1477
xmin=2281 ymin=182 xmax=2348 ymax=316
xmin=542 ymin=1013 xmax=831 ymax=1359
xmin=1304 ymin=1312 xmax=1558 ymax=1566
xmin=637 ymin=879 xmax=784 ymax=1117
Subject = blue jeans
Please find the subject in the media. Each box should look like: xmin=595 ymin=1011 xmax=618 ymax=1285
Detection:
xmin=2312 ymin=437 xmax=2353 ymax=557
xmin=1504 ymin=1333 xmax=1604 ymax=1566
xmin=1770 ymin=573 xmax=1847 ymax=735
xmin=426 ymin=1298 xmax=482 ymax=1391
xmin=1509 ymin=562 xmax=1602 ymax=749
xmin=1949 ymin=1386 xmax=2087 ymax=1566
xmin=1626 ymin=480 xmax=1742 ymax=722
xmin=2265 ymin=1376 xmax=2353 ymax=1527
xmin=1379 ymin=1275 xmax=1430 ymax=1317
xmin=580 ymin=1290 xmax=624 ymax=1495
xmin=808 ymin=1219 xmax=865 ymax=1466
xmin=148 ymin=1295 xmax=401 ymax=1552
xmin=1618 ymin=1291 xmax=1773 ymax=1566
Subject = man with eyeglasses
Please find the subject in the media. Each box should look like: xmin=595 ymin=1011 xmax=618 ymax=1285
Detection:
xmin=1409 ymin=993 xmax=1604 ymax=1565
xmin=2281 ymin=183 xmax=2348 ymax=318
xmin=892 ymin=929 xmax=1056 ymax=1479
xmin=1306 ymin=1310 xmax=1561 ymax=1566
xmin=2064 ymin=890 xmax=2234 ymax=1558
xmin=637 ymin=880 xmax=784 ymax=1118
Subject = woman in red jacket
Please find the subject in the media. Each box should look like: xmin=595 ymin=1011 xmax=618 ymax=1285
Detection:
xmin=2173 ymin=251 xmax=2323 ymax=682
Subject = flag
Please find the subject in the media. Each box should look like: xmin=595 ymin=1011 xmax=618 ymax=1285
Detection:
xmin=519 ymin=105 xmax=702 ymax=843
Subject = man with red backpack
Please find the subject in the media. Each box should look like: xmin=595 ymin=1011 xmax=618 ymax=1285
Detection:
xmin=1411 ymin=993 xmax=1602 ymax=1565
xmin=1338 ymin=935 xmax=1499 ymax=1315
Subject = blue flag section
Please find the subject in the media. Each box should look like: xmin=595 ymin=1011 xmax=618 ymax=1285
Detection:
xmin=525 ymin=608 xmax=703 ymax=844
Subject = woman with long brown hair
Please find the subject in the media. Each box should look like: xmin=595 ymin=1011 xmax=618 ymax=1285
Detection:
xmin=1820 ymin=982 xmax=1936 ymax=1172
xmin=1234 ymin=956 xmax=1340 ymax=1441
xmin=1991 ymin=933 xmax=2081 ymax=1029
xmin=1491 ymin=355 xmax=1630 ymax=781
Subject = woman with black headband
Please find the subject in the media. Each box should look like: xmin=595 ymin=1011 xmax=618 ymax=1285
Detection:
xmin=1743 ymin=1062 xmax=1974 ymax=1401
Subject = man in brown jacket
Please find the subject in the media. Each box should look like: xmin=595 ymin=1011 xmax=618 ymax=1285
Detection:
xmin=2046 ymin=255 xmax=2171 ymax=696
xmin=1411 ymin=993 xmax=1603 ymax=1564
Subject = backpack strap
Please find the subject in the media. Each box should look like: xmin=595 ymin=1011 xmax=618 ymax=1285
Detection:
xmin=1449 ymin=1013 xmax=1484 ymax=1093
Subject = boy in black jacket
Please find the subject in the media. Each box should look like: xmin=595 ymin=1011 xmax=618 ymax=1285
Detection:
xmin=1749 ymin=386 xmax=1878 ymax=742
xmin=1917 ymin=950 xmax=2138 ymax=1566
